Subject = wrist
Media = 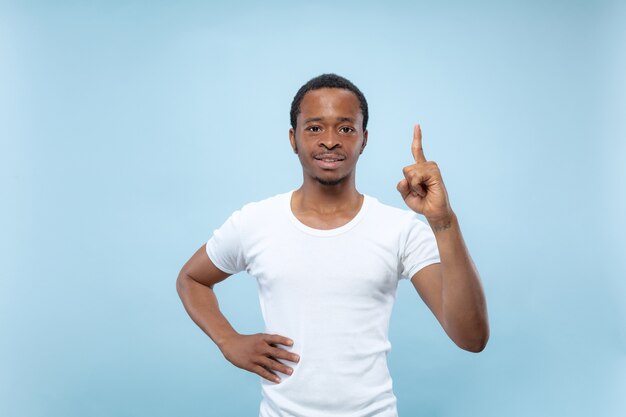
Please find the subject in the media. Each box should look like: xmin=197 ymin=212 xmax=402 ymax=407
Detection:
xmin=427 ymin=211 xmax=456 ymax=232
xmin=215 ymin=330 xmax=240 ymax=352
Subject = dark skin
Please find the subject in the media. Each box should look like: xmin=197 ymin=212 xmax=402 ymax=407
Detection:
xmin=177 ymin=87 xmax=489 ymax=384
xmin=288 ymin=88 xmax=368 ymax=230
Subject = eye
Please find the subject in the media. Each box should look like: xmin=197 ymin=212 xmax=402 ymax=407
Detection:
xmin=306 ymin=126 xmax=321 ymax=133
xmin=339 ymin=126 xmax=355 ymax=133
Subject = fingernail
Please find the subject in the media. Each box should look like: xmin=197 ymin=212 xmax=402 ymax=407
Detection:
xmin=287 ymin=340 xmax=294 ymax=346
xmin=287 ymin=368 xmax=293 ymax=375
xmin=275 ymin=377 xmax=281 ymax=383
xmin=294 ymin=355 xmax=300 ymax=362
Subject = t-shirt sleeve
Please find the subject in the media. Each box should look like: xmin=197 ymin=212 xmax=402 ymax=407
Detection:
xmin=205 ymin=210 xmax=246 ymax=275
xmin=399 ymin=214 xmax=441 ymax=280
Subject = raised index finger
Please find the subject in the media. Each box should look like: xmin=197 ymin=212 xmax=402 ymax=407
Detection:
xmin=411 ymin=124 xmax=426 ymax=163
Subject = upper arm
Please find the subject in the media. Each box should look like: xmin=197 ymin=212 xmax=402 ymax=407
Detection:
xmin=179 ymin=244 xmax=231 ymax=288
xmin=410 ymin=263 xmax=444 ymax=325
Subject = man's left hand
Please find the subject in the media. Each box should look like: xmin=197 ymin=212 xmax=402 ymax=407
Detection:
xmin=396 ymin=124 xmax=454 ymax=226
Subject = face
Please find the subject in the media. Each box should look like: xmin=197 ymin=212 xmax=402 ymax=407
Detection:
xmin=289 ymin=88 xmax=368 ymax=186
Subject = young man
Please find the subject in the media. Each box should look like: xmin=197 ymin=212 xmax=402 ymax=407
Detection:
xmin=177 ymin=74 xmax=489 ymax=416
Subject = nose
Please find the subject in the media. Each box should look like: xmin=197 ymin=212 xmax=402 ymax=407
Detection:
xmin=319 ymin=131 xmax=341 ymax=150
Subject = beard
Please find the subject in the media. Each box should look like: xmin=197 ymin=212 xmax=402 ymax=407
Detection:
xmin=314 ymin=174 xmax=348 ymax=186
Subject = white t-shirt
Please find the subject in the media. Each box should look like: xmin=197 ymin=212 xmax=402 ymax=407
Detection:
xmin=206 ymin=191 xmax=440 ymax=417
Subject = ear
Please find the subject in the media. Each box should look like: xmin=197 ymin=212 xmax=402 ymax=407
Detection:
xmin=360 ymin=129 xmax=368 ymax=154
xmin=289 ymin=128 xmax=298 ymax=154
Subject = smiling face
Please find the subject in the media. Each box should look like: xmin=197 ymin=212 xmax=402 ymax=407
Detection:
xmin=289 ymin=88 xmax=368 ymax=186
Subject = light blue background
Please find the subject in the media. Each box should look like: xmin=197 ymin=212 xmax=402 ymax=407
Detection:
xmin=2 ymin=1 xmax=625 ymax=416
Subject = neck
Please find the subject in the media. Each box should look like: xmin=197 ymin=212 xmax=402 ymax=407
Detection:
xmin=294 ymin=175 xmax=361 ymax=214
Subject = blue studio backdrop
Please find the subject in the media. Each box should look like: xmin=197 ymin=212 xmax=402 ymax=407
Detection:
xmin=1 ymin=1 xmax=625 ymax=416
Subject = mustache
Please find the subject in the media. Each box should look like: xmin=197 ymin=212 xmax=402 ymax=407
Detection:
xmin=313 ymin=152 xmax=346 ymax=160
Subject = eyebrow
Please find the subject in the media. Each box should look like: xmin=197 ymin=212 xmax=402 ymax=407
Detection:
xmin=303 ymin=117 xmax=356 ymax=124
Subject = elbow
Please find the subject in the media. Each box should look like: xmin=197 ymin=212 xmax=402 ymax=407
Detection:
xmin=176 ymin=270 xmax=212 ymax=296
xmin=457 ymin=326 xmax=490 ymax=353
xmin=460 ymin=336 xmax=488 ymax=353
xmin=176 ymin=270 xmax=191 ymax=296
xmin=447 ymin=316 xmax=490 ymax=353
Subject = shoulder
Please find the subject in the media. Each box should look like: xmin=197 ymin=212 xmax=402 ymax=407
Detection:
xmin=365 ymin=194 xmax=423 ymax=225
xmin=364 ymin=195 xmax=433 ymax=241
xmin=240 ymin=190 xmax=290 ymax=212
xmin=232 ymin=190 xmax=291 ymax=224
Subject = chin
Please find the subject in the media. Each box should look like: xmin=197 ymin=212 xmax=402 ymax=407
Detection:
xmin=314 ymin=175 xmax=347 ymax=186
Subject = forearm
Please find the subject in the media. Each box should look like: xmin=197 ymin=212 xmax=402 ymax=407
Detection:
xmin=176 ymin=273 xmax=238 ymax=350
xmin=430 ymin=212 xmax=489 ymax=351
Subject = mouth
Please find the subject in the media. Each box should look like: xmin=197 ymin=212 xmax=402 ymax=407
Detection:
xmin=313 ymin=153 xmax=346 ymax=169
xmin=314 ymin=153 xmax=346 ymax=163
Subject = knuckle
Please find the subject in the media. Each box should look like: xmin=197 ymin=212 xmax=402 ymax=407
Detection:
xmin=255 ymin=340 xmax=267 ymax=352
xmin=264 ymin=355 xmax=278 ymax=366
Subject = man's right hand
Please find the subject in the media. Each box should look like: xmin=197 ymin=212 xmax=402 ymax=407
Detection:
xmin=219 ymin=333 xmax=300 ymax=384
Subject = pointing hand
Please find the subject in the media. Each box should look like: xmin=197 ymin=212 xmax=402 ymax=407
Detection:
xmin=396 ymin=124 xmax=453 ymax=225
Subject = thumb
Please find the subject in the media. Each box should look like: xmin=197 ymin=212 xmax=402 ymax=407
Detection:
xmin=396 ymin=179 xmax=410 ymax=199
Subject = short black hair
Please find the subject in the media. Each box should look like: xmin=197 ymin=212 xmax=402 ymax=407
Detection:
xmin=290 ymin=73 xmax=368 ymax=131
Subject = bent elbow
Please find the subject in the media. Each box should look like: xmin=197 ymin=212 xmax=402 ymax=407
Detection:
xmin=461 ymin=338 xmax=488 ymax=353
xmin=176 ymin=271 xmax=191 ymax=296
xmin=458 ymin=329 xmax=490 ymax=353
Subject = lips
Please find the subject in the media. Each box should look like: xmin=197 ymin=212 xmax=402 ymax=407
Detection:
xmin=313 ymin=153 xmax=346 ymax=162
xmin=313 ymin=153 xmax=346 ymax=169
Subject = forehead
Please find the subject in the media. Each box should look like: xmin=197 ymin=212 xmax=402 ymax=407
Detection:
xmin=298 ymin=88 xmax=362 ymax=122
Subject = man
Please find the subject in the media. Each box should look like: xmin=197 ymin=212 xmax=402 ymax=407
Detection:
xmin=176 ymin=74 xmax=489 ymax=416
